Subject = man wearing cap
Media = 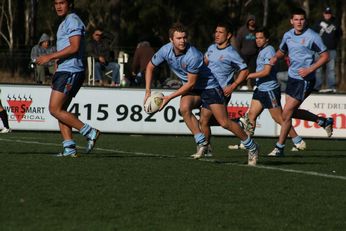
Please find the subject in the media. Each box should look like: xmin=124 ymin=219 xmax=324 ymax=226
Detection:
xmin=30 ymin=33 xmax=56 ymax=84
xmin=313 ymin=7 xmax=342 ymax=92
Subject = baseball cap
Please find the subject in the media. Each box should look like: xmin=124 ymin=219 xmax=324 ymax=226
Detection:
xmin=324 ymin=7 xmax=332 ymax=14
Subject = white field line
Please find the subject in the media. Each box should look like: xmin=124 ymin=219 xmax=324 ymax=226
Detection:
xmin=1 ymin=137 xmax=346 ymax=181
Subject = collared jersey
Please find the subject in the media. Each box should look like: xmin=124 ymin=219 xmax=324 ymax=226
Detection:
xmin=56 ymin=13 xmax=86 ymax=72
xmin=151 ymin=43 xmax=219 ymax=89
xmin=255 ymin=45 xmax=279 ymax=91
xmin=279 ymin=28 xmax=327 ymax=80
xmin=205 ymin=44 xmax=247 ymax=88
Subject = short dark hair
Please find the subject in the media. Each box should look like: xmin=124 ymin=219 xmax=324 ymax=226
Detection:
xmin=169 ymin=23 xmax=187 ymax=39
xmin=290 ymin=7 xmax=306 ymax=19
xmin=256 ymin=27 xmax=270 ymax=39
xmin=216 ymin=21 xmax=233 ymax=34
xmin=55 ymin=0 xmax=74 ymax=9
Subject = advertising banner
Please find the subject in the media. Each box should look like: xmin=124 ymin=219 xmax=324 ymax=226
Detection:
xmin=1 ymin=84 xmax=344 ymax=138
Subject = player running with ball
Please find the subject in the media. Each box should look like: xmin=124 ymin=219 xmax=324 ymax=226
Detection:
xmin=144 ymin=23 xmax=259 ymax=165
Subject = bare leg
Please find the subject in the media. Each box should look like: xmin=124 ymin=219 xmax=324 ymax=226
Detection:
xmin=49 ymin=90 xmax=84 ymax=140
xmin=268 ymin=106 xmax=299 ymax=138
xmin=247 ymin=99 xmax=264 ymax=130
xmin=179 ymin=94 xmax=201 ymax=135
xmin=209 ymin=103 xmax=248 ymax=141
xmin=277 ymin=95 xmax=301 ymax=145
xmin=199 ymin=108 xmax=213 ymax=143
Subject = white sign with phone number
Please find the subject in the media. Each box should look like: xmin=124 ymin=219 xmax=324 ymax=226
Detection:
xmin=1 ymin=84 xmax=344 ymax=138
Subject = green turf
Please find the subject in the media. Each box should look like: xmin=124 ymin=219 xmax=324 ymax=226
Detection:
xmin=0 ymin=132 xmax=345 ymax=230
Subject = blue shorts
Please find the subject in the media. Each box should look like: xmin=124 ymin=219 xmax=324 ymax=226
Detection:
xmin=285 ymin=77 xmax=315 ymax=102
xmin=198 ymin=87 xmax=225 ymax=108
xmin=253 ymin=87 xmax=281 ymax=109
xmin=52 ymin=71 xmax=85 ymax=97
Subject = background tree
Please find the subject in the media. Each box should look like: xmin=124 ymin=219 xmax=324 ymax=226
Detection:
xmin=0 ymin=0 xmax=345 ymax=90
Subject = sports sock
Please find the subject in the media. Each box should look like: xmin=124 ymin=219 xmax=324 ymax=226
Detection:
xmin=62 ymin=139 xmax=76 ymax=155
xmin=292 ymin=136 xmax=303 ymax=145
xmin=80 ymin=123 xmax=92 ymax=136
xmin=241 ymin=136 xmax=256 ymax=150
xmin=276 ymin=142 xmax=285 ymax=149
xmin=0 ymin=110 xmax=9 ymax=128
xmin=194 ymin=133 xmax=207 ymax=145
xmin=317 ymin=117 xmax=326 ymax=127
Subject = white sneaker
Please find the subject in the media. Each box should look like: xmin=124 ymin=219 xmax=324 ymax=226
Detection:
xmin=319 ymin=89 xmax=336 ymax=93
xmin=248 ymin=143 xmax=259 ymax=166
xmin=268 ymin=147 xmax=284 ymax=157
xmin=239 ymin=113 xmax=254 ymax=136
xmin=228 ymin=143 xmax=246 ymax=150
xmin=86 ymin=129 xmax=100 ymax=153
xmin=191 ymin=143 xmax=208 ymax=159
xmin=205 ymin=144 xmax=213 ymax=157
xmin=0 ymin=128 xmax=11 ymax=133
xmin=323 ymin=117 xmax=334 ymax=138
xmin=291 ymin=140 xmax=306 ymax=151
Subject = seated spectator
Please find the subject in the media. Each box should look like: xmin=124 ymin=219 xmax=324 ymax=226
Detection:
xmin=86 ymin=28 xmax=120 ymax=87
xmin=131 ymin=40 xmax=155 ymax=86
xmin=30 ymin=33 xmax=56 ymax=84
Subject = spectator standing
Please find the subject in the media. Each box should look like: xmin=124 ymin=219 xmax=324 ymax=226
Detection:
xmin=86 ymin=28 xmax=120 ymax=87
xmin=131 ymin=40 xmax=155 ymax=87
xmin=313 ymin=7 xmax=342 ymax=93
xmin=236 ymin=14 xmax=258 ymax=90
xmin=30 ymin=33 xmax=56 ymax=84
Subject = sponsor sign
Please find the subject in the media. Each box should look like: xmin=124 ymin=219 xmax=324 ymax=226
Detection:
xmin=0 ymin=84 xmax=344 ymax=138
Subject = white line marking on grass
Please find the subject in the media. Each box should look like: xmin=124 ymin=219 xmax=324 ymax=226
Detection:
xmin=199 ymin=158 xmax=346 ymax=181
xmin=1 ymin=137 xmax=346 ymax=181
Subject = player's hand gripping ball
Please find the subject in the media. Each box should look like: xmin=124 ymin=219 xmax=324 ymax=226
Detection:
xmin=144 ymin=92 xmax=164 ymax=114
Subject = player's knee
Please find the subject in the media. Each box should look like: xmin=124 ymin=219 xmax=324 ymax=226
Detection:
xmin=218 ymin=119 xmax=228 ymax=129
xmin=179 ymin=106 xmax=190 ymax=117
xmin=49 ymin=105 xmax=59 ymax=117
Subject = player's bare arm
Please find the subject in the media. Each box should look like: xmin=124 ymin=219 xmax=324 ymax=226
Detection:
xmin=247 ymin=64 xmax=272 ymax=79
xmin=36 ymin=35 xmax=81 ymax=65
xmin=144 ymin=61 xmax=155 ymax=103
xmin=159 ymin=73 xmax=198 ymax=110
xmin=224 ymin=69 xmax=248 ymax=97
xmin=270 ymin=50 xmax=285 ymax=65
xmin=298 ymin=51 xmax=329 ymax=78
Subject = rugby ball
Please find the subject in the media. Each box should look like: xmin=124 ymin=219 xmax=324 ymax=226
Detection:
xmin=144 ymin=92 xmax=164 ymax=114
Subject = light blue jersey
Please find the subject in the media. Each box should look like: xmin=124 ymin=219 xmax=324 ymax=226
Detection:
xmin=151 ymin=43 xmax=219 ymax=89
xmin=205 ymin=44 xmax=247 ymax=88
xmin=279 ymin=28 xmax=327 ymax=80
xmin=255 ymin=45 xmax=279 ymax=91
xmin=56 ymin=13 xmax=85 ymax=72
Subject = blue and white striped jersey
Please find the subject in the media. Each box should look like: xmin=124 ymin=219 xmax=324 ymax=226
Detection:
xmin=56 ymin=13 xmax=85 ymax=72
xmin=151 ymin=43 xmax=219 ymax=89
xmin=279 ymin=28 xmax=327 ymax=80
xmin=205 ymin=44 xmax=247 ymax=88
xmin=255 ymin=45 xmax=279 ymax=91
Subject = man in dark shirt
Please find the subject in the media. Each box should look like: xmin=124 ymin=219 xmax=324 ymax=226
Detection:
xmin=236 ymin=14 xmax=258 ymax=90
xmin=86 ymin=28 xmax=120 ymax=87
xmin=313 ymin=7 xmax=342 ymax=92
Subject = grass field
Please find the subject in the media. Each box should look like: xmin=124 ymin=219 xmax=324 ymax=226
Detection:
xmin=1 ymin=131 xmax=346 ymax=230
